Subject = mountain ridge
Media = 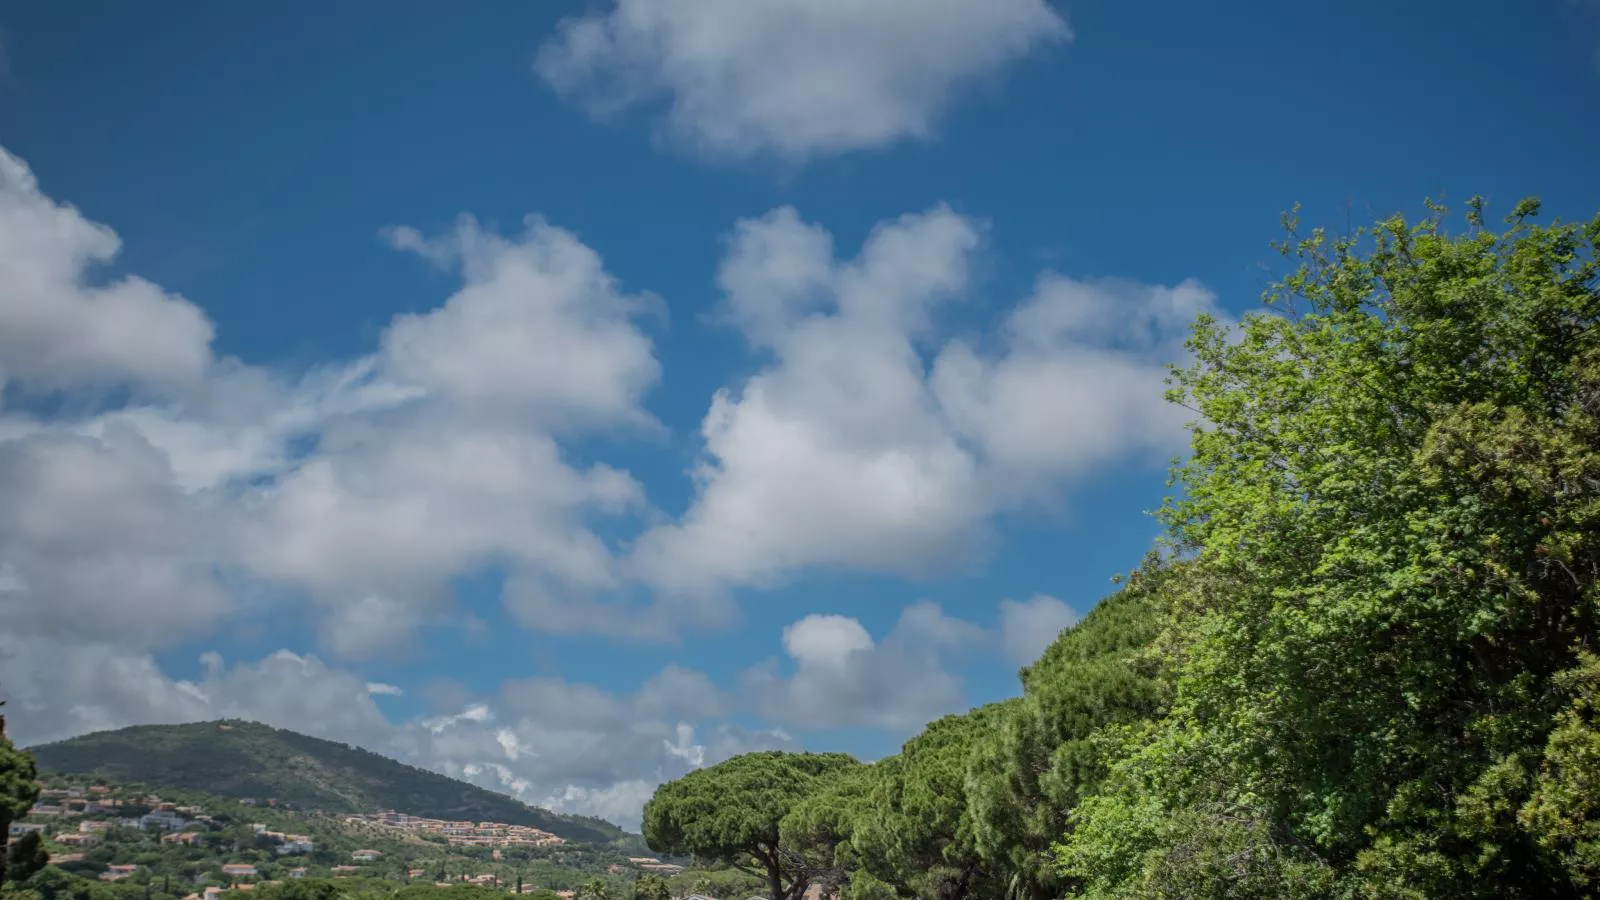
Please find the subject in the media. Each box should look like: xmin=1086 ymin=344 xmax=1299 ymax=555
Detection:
xmin=26 ymin=719 xmax=629 ymax=845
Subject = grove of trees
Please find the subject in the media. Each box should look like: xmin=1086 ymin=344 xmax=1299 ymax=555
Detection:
xmin=641 ymin=198 xmax=1600 ymax=899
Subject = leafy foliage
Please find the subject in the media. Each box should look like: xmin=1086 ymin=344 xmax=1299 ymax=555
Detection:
xmin=1057 ymin=198 xmax=1600 ymax=897
xmin=27 ymin=722 xmax=623 ymax=844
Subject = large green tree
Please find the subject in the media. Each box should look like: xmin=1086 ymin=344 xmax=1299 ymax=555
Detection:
xmin=852 ymin=701 xmax=1015 ymax=900
xmin=1 ymin=704 xmax=43 ymax=891
xmin=962 ymin=570 xmax=1173 ymax=900
xmin=643 ymin=752 xmax=859 ymax=900
xmin=1059 ymin=199 xmax=1600 ymax=897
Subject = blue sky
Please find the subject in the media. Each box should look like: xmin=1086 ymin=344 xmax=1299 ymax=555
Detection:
xmin=2 ymin=0 xmax=1598 ymax=829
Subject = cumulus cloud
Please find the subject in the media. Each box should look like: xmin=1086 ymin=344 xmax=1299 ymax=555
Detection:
xmin=535 ymin=0 xmax=1070 ymax=161
xmin=744 ymin=602 xmax=983 ymax=732
xmin=0 ymin=148 xmax=215 ymax=396
xmin=997 ymin=594 xmax=1080 ymax=666
xmin=378 ymin=217 xmax=662 ymax=431
xmin=632 ymin=206 xmax=1215 ymax=599
xmin=236 ymin=215 xmax=664 ymax=655
xmin=0 ymin=425 xmax=233 ymax=648
xmin=0 ymin=147 xmax=668 ymax=660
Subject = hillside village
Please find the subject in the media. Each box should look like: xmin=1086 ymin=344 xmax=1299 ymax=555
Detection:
xmin=7 ymin=775 xmax=701 ymax=900
xmin=341 ymin=812 xmax=568 ymax=852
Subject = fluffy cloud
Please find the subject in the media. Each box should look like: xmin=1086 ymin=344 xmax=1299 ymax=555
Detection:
xmin=237 ymin=215 xmax=663 ymax=655
xmin=632 ymin=206 xmax=1215 ymax=598
xmin=744 ymin=602 xmax=983 ymax=732
xmin=379 ymin=218 xmax=662 ymax=431
xmin=997 ymin=594 xmax=1079 ymax=666
xmin=931 ymin=274 xmax=1213 ymax=498
xmin=0 ymin=148 xmax=215 ymax=396
xmin=536 ymin=0 xmax=1070 ymax=161
xmin=0 ymin=425 xmax=233 ymax=648
xmin=0 ymin=146 xmax=667 ymax=659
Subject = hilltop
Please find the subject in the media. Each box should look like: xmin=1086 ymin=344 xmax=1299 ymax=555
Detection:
xmin=26 ymin=720 xmax=628 ymax=845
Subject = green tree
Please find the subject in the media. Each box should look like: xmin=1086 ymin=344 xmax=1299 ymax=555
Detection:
xmin=1059 ymin=198 xmax=1600 ymax=897
xmin=828 ymin=701 xmax=1015 ymax=900
xmin=0 ymin=705 xmax=43 ymax=891
xmin=5 ymin=832 xmax=49 ymax=886
xmin=644 ymin=752 xmax=860 ymax=900
xmin=962 ymin=574 xmax=1172 ymax=899
xmin=631 ymin=874 xmax=669 ymax=900
xmin=577 ymin=878 xmax=608 ymax=900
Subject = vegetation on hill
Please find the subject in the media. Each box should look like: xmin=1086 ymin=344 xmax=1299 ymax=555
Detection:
xmin=26 ymin=723 xmax=623 ymax=846
xmin=642 ymin=197 xmax=1600 ymax=899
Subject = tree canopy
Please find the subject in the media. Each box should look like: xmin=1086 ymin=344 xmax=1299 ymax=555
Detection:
xmin=642 ymin=752 xmax=860 ymax=900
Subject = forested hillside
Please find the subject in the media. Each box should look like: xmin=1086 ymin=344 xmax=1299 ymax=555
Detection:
xmin=27 ymin=722 xmax=625 ymax=846
xmin=640 ymin=198 xmax=1600 ymax=899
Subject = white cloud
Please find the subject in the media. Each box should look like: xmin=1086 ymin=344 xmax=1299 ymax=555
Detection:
xmin=632 ymin=207 xmax=1215 ymax=599
xmin=379 ymin=217 xmax=662 ymax=431
xmin=232 ymin=216 xmax=662 ymax=656
xmin=0 ymin=147 xmax=215 ymax=396
xmin=0 ymin=143 xmax=668 ymax=659
xmin=745 ymin=602 xmax=980 ymax=732
xmin=535 ymin=0 xmax=1070 ymax=162
xmin=931 ymin=273 xmax=1210 ymax=498
xmin=997 ymin=594 xmax=1079 ymax=666
xmin=366 ymin=682 xmax=405 ymax=697
xmin=0 ymin=425 xmax=233 ymax=648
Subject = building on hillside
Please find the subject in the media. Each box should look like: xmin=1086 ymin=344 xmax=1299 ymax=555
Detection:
xmin=101 ymin=865 xmax=139 ymax=882
xmin=78 ymin=820 xmax=111 ymax=833
xmin=163 ymin=832 xmax=203 ymax=845
xmin=27 ymin=805 xmax=63 ymax=817
xmin=351 ymin=849 xmax=382 ymax=861
xmin=220 ymin=864 xmax=258 ymax=878
xmin=331 ymin=866 xmax=362 ymax=876
xmin=141 ymin=812 xmax=189 ymax=831
xmin=8 ymin=823 xmax=46 ymax=837
xmin=84 ymin=800 xmax=119 ymax=815
xmin=55 ymin=832 xmax=101 ymax=847
xmin=626 ymin=857 xmax=659 ymax=864
xmin=276 ymin=839 xmax=314 ymax=855
xmin=288 ymin=869 xmax=308 ymax=880
xmin=639 ymin=863 xmax=684 ymax=875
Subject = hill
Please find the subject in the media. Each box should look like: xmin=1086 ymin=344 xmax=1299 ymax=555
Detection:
xmin=26 ymin=719 xmax=628 ymax=845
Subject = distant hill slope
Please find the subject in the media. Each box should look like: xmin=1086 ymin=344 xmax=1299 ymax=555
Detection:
xmin=28 ymin=719 xmax=628 ymax=845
